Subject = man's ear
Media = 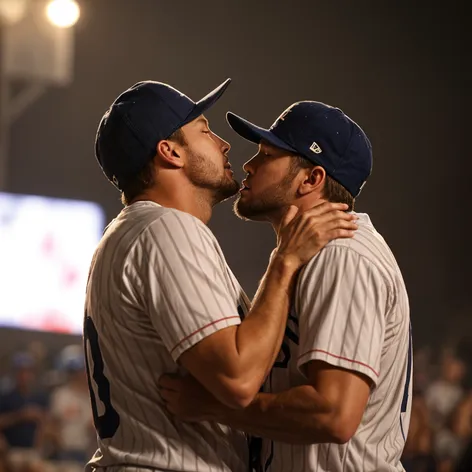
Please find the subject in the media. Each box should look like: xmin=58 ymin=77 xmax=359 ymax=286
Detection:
xmin=298 ymin=166 xmax=326 ymax=196
xmin=156 ymin=139 xmax=185 ymax=169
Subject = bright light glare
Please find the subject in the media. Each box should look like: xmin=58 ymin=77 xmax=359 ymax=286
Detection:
xmin=46 ymin=0 xmax=80 ymax=28
xmin=0 ymin=0 xmax=27 ymax=24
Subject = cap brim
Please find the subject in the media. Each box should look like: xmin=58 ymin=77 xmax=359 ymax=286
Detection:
xmin=184 ymin=78 xmax=232 ymax=124
xmin=226 ymin=112 xmax=298 ymax=154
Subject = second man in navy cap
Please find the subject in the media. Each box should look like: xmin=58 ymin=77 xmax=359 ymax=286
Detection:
xmin=161 ymin=101 xmax=412 ymax=472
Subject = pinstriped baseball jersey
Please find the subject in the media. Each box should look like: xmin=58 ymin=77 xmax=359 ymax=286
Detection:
xmin=83 ymin=201 xmax=250 ymax=472
xmin=260 ymin=213 xmax=412 ymax=472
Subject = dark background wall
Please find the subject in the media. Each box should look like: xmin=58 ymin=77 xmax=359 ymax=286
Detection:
xmin=2 ymin=0 xmax=470 ymax=350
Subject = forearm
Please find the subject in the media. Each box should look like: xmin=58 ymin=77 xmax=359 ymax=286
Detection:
xmin=234 ymin=253 xmax=298 ymax=388
xmin=214 ymin=385 xmax=336 ymax=444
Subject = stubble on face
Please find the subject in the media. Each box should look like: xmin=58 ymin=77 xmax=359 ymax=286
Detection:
xmin=186 ymin=148 xmax=240 ymax=205
xmin=234 ymin=169 xmax=296 ymax=221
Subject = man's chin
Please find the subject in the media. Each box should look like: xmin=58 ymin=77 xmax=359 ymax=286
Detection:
xmin=232 ymin=195 xmax=267 ymax=222
xmin=213 ymin=180 xmax=240 ymax=205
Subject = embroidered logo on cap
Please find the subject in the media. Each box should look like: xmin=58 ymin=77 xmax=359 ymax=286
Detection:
xmin=310 ymin=142 xmax=322 ymax=154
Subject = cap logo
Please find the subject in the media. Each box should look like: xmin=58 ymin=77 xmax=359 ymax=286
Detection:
xmin=112 ymin=175 xmax=119 ymax=186
xmin=310 ymin=142 xmax=322 ymax=154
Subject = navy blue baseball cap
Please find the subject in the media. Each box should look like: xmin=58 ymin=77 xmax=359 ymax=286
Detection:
xmin=95 ymin=78 xmax=232 ymax=190
xmin=227 ymin=101 xmax=372 ymax=197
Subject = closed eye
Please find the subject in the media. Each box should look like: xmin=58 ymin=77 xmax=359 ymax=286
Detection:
xmin=258 ymin=147 xmax=271 ymax=157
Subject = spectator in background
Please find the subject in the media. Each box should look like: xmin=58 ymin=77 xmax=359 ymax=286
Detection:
xmin=425 ymin=347 xmax=466 ymax=431
xmin=0 ymin=352 xmax=48 ymax=468
xmin=429 ymin=339 xmax=472 ymax=471
xmin=47 ymin=347 xmax=94 ymax=468
xmin=0 ymin=353 xmax=48 ymax=449
xmin=412 ymin=346 xmax=434 ymax=394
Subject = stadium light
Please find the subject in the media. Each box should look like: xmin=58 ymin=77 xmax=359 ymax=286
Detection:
xmin=46 ymin=0 xmax=80 ymax=28
xmin=0 ymin=0 xmax=80 ymax=190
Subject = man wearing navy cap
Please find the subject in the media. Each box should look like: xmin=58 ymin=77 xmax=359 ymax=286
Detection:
xmin=85 ymin=80 xmax=357 ymax=472
xmin=160 ymin=101 xmax=412 ymax=471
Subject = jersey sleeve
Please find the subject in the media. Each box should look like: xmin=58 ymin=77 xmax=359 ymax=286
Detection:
xmin=296 ymin=245 xmax=390 ymax=387
xmin=138 ymin=210 xmax=241 ymax=361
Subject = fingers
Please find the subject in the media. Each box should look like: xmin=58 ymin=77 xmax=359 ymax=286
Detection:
xmin=286 ymin=209 xmax=357 ymax=241
xmin=316 ymin=215 xmax=358 ymax=230
xmin=159 ymin=388 xmax=186 ymax=419
xmin=302 ymin=210 xmax=357 ymax=228
xmin=308 ymin=220 xmax=357 ymax=244
xmin=306 ymin=217 xmax=358 ymax=236
xmin=322 ymin=228 xmax=356 ymax=242
xmin=323 ymin=219 xmax=358 ymax=237
xmin=284 ymin=204 xmax=354 ymax=232
xmin=303 ymin=202 xmax=349 ymax=216
xmin=331 ymin=228 xmax=357 ymax=239
xmin=276 ymin=203 xmax=359 ymax=265
xmin=159 ymin=388 xmax=176 ymax=402
xmin=281 ymin=203 xmax=353 ymax=231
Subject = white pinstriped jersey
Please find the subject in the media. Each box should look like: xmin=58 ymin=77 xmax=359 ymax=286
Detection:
xmin=83 ymin=201 xmax=250 ymax=472
xmin=260 ymin=213 xmax=412 ymax=472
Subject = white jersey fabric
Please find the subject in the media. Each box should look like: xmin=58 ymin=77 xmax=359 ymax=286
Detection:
xmin=84 ymin=201 xmax=250 ymax=472
xmin=260 ymin=213 xmax=412 ymax=472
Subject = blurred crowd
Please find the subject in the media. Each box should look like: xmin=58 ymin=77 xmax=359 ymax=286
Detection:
xmin=0 ymin=337 xmax=472 ymax=472
xmin=403 ymin=338 xmax=472 ymax=472
xmin=0 ymin=342 xmax=94 ymax=472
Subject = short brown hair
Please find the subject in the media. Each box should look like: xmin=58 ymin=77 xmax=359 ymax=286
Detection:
xmin=120 ymin=128 xmax=186 ymax=205
xmin=290 ymin=156 xmax=355 ymax=211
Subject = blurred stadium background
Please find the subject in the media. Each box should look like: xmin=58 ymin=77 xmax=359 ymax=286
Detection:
xmin=0 ymin=1 xmax=469 ymax=471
